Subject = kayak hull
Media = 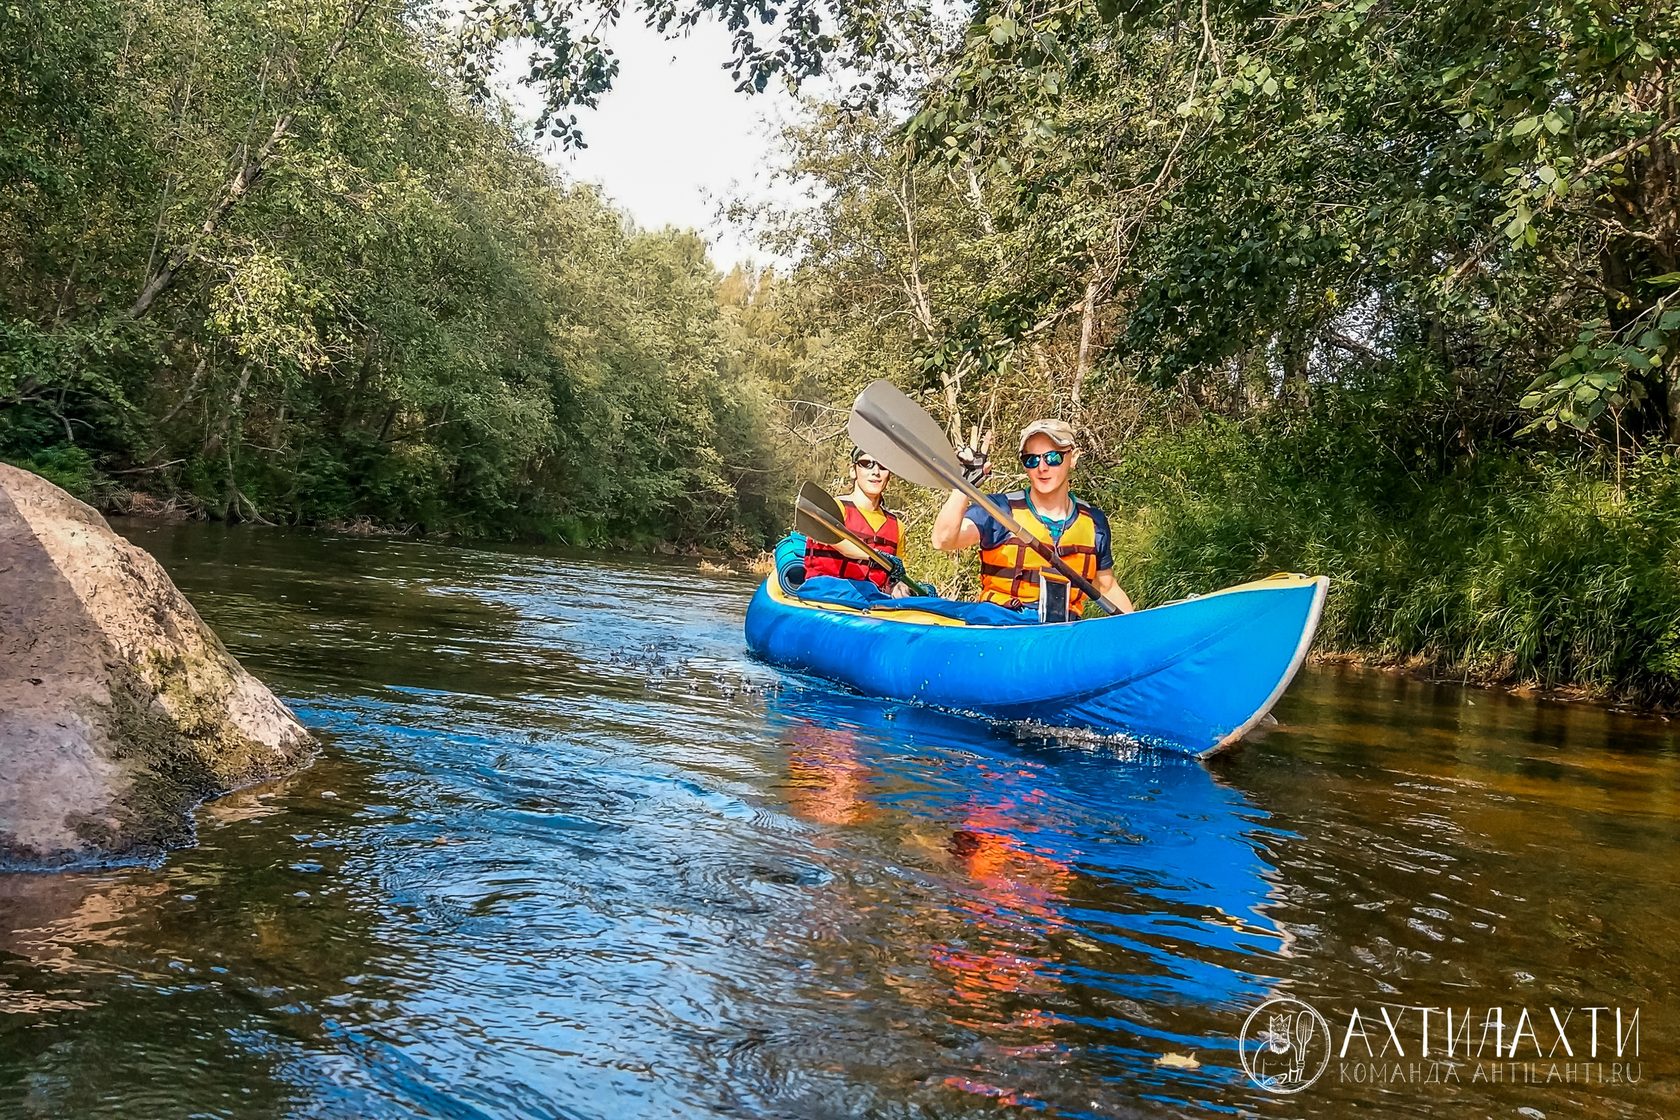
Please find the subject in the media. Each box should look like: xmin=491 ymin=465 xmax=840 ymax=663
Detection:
xmin=744 ymin=572 xmax=1329 ymax=758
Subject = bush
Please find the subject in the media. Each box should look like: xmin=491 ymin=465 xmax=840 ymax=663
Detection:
xmin=1086 ymin=389 xmax=1680 ymax=705
xmin=3 ymin=445 xmax=103 ymax=501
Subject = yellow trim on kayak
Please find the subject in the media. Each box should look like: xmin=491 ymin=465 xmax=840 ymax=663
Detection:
xmin=1163 ymin=571 xmax=1321 ymax=605
xmin=769 ymin=570 xmax=1322 ymax=625
xmin=766 ymin=574 xmax=972 ymax=625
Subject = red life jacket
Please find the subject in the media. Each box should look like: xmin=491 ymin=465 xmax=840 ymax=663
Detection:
xmin=804 ymin=500 xmax=901 ymax=590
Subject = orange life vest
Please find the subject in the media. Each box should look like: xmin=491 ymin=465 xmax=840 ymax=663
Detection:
xmin=978 ymin=492 xmax=1100 ymax=613
xmin=804 ymin=500 xmax=901 ymax=590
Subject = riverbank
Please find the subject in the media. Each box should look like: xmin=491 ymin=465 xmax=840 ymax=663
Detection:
xmin=10 ymin=465 xmax=770 ymax=566
xmin=54 ymin=438 xmax=1680 ymax=715
xmin=1093 ymin=415 xmax=1680 ymax=712
xmin=1305 ymin=651 xmax=1675 ymax=720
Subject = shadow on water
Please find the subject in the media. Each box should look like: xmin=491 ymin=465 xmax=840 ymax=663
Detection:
xmin=2 ymin=521 xmax=1677 ymax=1118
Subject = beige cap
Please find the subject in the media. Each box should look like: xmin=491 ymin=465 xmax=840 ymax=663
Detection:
xmin=1018 ymin=418 xmax=1077 ymax=452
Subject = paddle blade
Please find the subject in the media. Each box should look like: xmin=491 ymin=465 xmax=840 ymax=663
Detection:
xmin=848 ymin=380 xmax=960 ymax=491
xmin=793 ymin=482 xmax=845 ymax=545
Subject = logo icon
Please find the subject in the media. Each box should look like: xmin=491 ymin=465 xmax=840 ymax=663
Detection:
xmin=1240 ymin=997 xmax=1331 ymax=1093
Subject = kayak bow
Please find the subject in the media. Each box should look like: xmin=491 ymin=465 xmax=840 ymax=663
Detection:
xmin=744 ymin=559 xmax=1328 ymax=758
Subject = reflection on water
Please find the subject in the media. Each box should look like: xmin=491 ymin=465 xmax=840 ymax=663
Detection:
xmin=1 ymin=521 xmax=1676 ymax=1118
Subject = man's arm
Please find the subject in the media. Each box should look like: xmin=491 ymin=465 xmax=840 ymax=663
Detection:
xmin=931 ymin=489 xmax=981 ymax=551
xmin=1093 ymin=568 xmax=1135 ymax=614
xmin=1085 ymin=506 xmax=1132 ymax=613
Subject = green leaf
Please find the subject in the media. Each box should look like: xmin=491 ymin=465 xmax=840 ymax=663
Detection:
xmin=1511 ymin=116 xmax=1540 ymax=137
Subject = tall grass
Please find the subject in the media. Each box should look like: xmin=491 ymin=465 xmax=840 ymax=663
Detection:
xmin=1085 ymin=402 xmax=1680 ymax=706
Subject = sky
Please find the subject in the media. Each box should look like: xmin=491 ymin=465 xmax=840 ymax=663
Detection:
xmin=519 ymin=16 xmax=805 ymax=271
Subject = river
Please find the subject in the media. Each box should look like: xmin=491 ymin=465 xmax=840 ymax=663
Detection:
xmin=1 ymin=522 xmax=1676 ymax=1118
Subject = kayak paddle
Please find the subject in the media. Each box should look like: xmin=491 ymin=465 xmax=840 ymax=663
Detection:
xmin=794 ymin=482 xmax=937 ymax=596
xmin=847 ymin=379 xmax=1123 ymax=615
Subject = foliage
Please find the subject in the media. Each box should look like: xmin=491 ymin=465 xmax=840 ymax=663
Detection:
xmin=1 ymin=445 xmax=102 ymax=501
xmin=1085 ymin=389 xmax=1680 ymax=703
xmin=741 ymin=0 xmax=1680 ymax=701
xmin=0 ymin=0 xmax=796 ymax=547
xmin=452 ymin=0 xmax=939 ymax=146
xmin=843 ymin=0 xmax=1680 ymax=445
xmin=6 ymin=0 xmax=1679 ymax=700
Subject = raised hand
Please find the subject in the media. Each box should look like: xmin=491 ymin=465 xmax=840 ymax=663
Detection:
xmin=956 ymin=423 xmax=994 ymax=486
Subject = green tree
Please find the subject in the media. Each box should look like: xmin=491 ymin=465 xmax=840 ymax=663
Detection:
xmin=1 ymin=0 xmax=799 ymax=547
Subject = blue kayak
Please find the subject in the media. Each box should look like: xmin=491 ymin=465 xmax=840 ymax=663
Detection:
xmin=744 ymin=543 xmax=1328 ymax=758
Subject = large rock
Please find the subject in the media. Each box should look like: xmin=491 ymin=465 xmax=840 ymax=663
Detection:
xmin=0 ymin=463 xmax=313 ymax=869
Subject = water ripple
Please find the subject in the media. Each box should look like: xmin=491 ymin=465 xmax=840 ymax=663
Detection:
xmin=4 ymin=525 xmax=1676 ymax=1120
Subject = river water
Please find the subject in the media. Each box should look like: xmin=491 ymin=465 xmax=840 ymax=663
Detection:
xmin=1 ymin=523 xmax=1676 ymax=1118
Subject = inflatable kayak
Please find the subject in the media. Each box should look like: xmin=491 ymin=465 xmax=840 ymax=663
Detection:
xmin=744 ymin=537 xmax=1328 ymax=758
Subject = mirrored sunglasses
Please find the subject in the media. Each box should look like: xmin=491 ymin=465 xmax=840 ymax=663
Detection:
xmin=1020 ymin=450 xmax=1067 ymax=469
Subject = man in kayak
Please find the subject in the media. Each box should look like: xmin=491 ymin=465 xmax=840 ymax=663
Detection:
xmin=930 ymin=419 xmax=1135 ymax=616
xmin=805 ymin=447 xmax=913 ymax=595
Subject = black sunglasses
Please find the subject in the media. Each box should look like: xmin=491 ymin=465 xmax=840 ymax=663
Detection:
xmin=855 ymin=458 xmax=887 ymax=472
xmin=1020 ymin=450 xmax=1068 ymax=469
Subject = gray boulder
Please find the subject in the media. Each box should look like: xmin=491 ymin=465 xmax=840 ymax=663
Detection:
xmin=0 ymin=463 xmax=313 ymax=869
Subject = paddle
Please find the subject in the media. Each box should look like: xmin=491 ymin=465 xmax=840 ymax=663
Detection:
xmin=847 ymin=379 xmax=1122 ymax=616
xmin=794 ymin=482 xmax=937 ymax=596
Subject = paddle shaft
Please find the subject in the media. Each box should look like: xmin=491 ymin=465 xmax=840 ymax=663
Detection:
xmin=852 ymin=394 xmax=1118 ymax=615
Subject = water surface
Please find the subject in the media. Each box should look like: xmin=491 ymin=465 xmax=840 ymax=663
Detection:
xmin=2 ymin=523 xmax=1675 ymax=1118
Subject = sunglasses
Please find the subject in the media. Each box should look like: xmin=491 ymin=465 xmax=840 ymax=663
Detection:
xmin=855 ymin=458 xmax=887 ymax=472
xmin=1020 ymin=450 xmax=1068 ymax=469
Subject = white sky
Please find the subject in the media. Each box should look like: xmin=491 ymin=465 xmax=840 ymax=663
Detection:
xmin=521 ymin=16 xmax=803 ymax=271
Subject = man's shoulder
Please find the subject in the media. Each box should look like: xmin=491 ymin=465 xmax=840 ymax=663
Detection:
xmin=965 ymin=491 xmax=1023 ymax=518
xmin=1077 ymin=498 xmax=1112 ymax=530
xmin=981 ymin=490 xmax=1026 ymax=511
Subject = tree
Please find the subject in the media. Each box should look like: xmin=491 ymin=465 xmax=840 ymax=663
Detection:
xmin=1 ymin=0 xmax=798 ymax=546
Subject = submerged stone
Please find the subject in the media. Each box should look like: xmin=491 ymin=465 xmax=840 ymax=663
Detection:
xmin=0 ymin=463 xmax=314 ymax=869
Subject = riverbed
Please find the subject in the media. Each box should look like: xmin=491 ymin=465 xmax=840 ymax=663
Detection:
xmin=2 ymin=522 xmax=1675 ymax=1118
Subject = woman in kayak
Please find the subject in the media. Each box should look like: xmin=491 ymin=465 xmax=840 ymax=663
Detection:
xmin=930 ymin=419 xmax=1134 ymax=616
xmin=804 ymin=447 xmax=914 ymax=596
